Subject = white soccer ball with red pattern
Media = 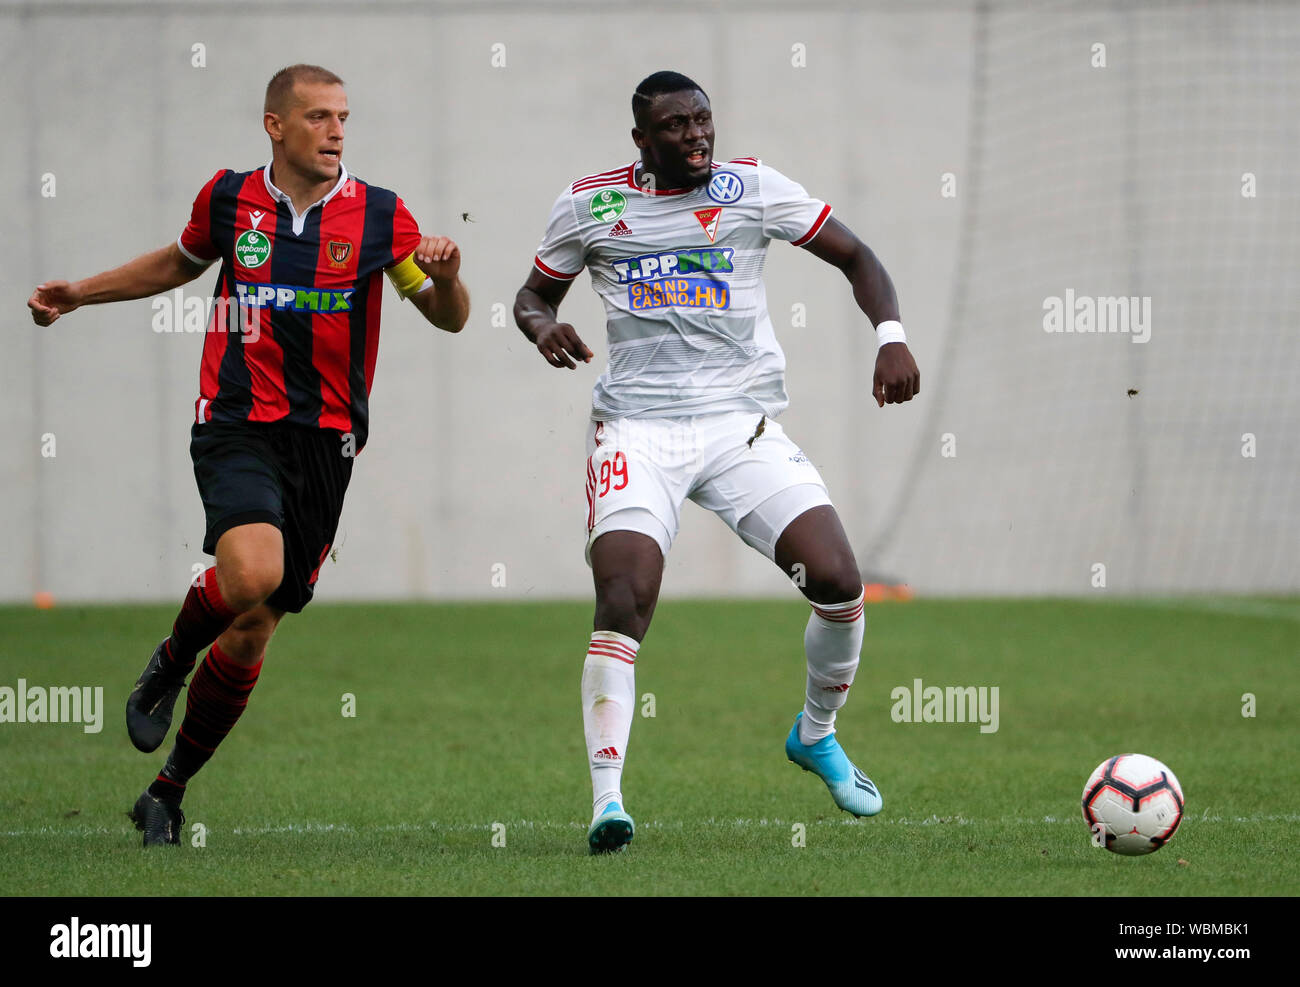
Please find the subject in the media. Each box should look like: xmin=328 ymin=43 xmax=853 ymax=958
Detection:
xmin=1081 ymin=753 xmax=1184 ymax=856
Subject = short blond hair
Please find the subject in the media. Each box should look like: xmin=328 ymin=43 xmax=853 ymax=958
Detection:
xmin=264 ymin=64 xmax=344 ymax=115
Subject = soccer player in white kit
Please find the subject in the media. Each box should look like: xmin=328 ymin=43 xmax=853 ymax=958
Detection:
xmin=514 ymin=71 xmax=920 ymax=853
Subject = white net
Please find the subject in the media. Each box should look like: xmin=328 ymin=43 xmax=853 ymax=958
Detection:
xmin=867 ymin=0 xmax=1300 ymax=594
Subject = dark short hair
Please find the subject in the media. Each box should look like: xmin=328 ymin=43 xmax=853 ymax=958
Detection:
xmin=632 ymin=71 xmax=708 ymax=127
xmin=265 ymin=64 xmax=344 ymax=115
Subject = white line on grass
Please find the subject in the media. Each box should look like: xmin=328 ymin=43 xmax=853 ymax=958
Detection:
xmin=4 ymin=812 xmax=1297 ymax=839
xmin=1092 ymin=597 xmax=1300 ymax=623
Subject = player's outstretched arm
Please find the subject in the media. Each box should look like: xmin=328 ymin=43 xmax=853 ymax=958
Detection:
xmin=513 ymin=269 xmax=593 ymax=370
xmin=801 ymin=217 xmax=920 ymax=407
xmin=27 ymin=242 xmax=208 ymax=326
xmin=409 ymin=235 xmax=470 ymax=333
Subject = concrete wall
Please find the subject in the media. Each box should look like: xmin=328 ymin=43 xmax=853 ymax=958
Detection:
xmin=2 ymin=1 xmax=1293 ymax=603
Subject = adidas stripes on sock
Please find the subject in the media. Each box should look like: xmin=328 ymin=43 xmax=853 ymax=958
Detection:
xmin=799 ymin=589 xmax=865 ymax=746
xmin=582 ymin=630 xmax=638 ymax=817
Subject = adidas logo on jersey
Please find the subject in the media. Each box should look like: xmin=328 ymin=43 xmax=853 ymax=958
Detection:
xmin=593 ymin=746 xmax=622 ymax=760
xmin=608 ymin=220 xmax=632 ymax=237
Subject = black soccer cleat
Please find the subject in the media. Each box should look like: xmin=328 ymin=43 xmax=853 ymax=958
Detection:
xmin=128 ymin=791 xmax=185 ymax=847
xmin=125 ymin=640 xmax=187 ymax=753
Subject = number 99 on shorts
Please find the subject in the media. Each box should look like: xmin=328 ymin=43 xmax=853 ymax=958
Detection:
xmin=592 ymin=451 xmax=629 ymax=500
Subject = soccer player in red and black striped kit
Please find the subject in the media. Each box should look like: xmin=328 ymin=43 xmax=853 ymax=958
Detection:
xmin=27 ymin=64 xmax=470 ymax=846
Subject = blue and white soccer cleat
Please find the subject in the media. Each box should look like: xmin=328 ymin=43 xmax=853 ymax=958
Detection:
xmin=785 ymin=713 xmax=883 ymax=818
xmin=587 ymin=802 xmax=635 ymax=855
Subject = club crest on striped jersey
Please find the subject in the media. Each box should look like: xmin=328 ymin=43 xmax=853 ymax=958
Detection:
xmin=234 ymin=230 xmax=271 ymax=269
xmin=589 ymin=188 xmax=627 ymax=223
xmin=327 ymin=239 xmax=353 ymax=268
xmin=706 ymin=171 xmax=744 ymax=205
xmin=694 ymin=207 xmax=723 ymax=243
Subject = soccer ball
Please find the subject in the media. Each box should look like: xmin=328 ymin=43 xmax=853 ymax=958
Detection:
xmin=1081 ymin=753 xmax=1184 ymax=856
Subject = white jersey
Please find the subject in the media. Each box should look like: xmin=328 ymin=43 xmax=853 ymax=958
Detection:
xmin=532 ymin=158 xmax=832 ymax=420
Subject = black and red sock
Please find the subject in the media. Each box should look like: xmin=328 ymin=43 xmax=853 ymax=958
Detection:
xmin=148 ymin=643 xmax=262 ymax=803
xmin=160 ymin=568 xmax=239 ymax=678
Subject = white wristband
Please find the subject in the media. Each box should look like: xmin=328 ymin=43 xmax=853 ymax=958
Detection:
xmin=875 ymin=320 xmax=907 ymax=347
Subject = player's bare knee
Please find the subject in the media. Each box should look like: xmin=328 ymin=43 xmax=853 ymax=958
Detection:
xmin=219 ymin=632 xmax=268 ymax=667
xmin=216 ymin=561 xmax=283 ymax=613
xmin=594 ymin=592 xmax=641 ymax=635
xmin=220 ymin=610 xmax=279 ymax=665
xmin=594 ymin=576 xmax=654 ymax=640
xmin=804 ymin=568 xmax=864 ymax=606
xmin=229 ymin=607 xmax=278 ymax=635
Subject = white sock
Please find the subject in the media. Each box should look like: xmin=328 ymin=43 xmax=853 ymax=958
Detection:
xmin=799 ymin=590 xmax=865 ymax=745
xmin=582 ymin=630 xmax=638 ymax=818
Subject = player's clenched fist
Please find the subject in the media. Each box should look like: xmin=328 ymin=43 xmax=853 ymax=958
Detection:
xmin=28 ymin=280 xmax=82 ymax=326
xmin=413 ymin=235 xmax=461 ymax=283
xmin=872 ymin=341 xmax=920 ymax=407
xmin=534 ymin=320 xmax=594 ymax=370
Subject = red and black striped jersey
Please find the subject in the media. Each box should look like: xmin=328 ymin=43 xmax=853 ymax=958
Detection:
xmin=178 ymin=163 xmax=427 ymax=451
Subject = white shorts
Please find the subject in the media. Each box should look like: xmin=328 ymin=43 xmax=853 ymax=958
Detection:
xmin=584 ymin=411 xmax=833 ymax=564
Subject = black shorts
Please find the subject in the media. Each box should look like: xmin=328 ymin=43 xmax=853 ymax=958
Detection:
xmin=191 ymin=421 xmax=354 ymax=614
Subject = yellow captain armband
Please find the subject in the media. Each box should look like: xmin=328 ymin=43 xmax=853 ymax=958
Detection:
xmin=385 ymin=253 xmax=433 ymax=299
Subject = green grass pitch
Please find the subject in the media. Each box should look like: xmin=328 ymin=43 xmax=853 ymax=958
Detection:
xmin=0 ymin=597 xmax=1295 ymax=896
